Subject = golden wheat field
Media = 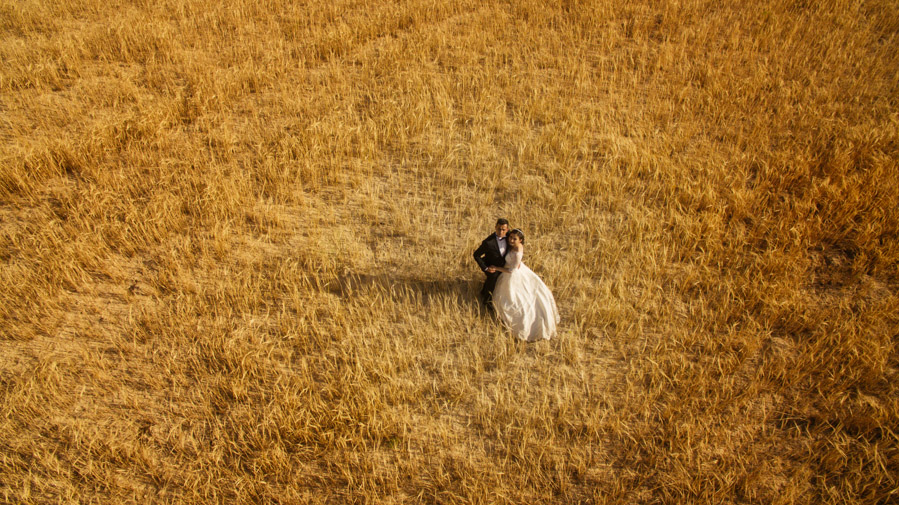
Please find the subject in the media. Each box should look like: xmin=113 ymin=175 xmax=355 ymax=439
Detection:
xmin=1 ymin=0 xmax=898 ymax=503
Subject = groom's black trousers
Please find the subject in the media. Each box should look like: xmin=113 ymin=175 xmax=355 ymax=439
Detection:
xmin=481 ymin=271 xmax=502 ymax=307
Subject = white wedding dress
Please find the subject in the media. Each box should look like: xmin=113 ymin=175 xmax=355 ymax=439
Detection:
xmin=492 ymin=249 xmax=559 ymax=341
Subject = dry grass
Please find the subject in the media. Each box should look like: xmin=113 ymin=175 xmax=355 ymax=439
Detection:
xmin=1 ymin=0 xmax=898 ymax=503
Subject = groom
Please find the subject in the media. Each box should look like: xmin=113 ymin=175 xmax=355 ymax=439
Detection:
xmin=473 ymin=218 xmax=510 ymax=313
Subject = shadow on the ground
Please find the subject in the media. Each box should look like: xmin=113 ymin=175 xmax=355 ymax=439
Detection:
xmin=330 ymin=273 xmax=487 ymax=314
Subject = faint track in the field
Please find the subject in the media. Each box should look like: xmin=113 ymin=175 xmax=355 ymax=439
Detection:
xmin=297 ymin=2 xmax=492 ymax=70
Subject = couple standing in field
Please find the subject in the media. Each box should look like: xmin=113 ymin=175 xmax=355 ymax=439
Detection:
xmin=473 ymin=218 xmax=560 ymax=342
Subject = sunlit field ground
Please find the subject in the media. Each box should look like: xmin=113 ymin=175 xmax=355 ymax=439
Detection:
xmin=1 ymin=0 xmax=897 ymax=503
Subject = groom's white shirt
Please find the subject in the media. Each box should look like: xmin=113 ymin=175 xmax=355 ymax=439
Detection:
xmin=497 ymin=236 xmax=507 ymax=256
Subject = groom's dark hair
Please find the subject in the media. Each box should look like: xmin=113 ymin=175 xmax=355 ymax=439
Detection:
xmin=496 ymin=218 xmax=509 ymax=226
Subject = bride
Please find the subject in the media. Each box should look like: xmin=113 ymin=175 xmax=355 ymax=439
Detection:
xmin=487 ymin=229 xmax=559 ymax=341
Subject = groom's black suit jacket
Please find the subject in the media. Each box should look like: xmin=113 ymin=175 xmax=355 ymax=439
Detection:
xmin=473 ymin=233 xmax=508 ymax=304
xmin=473 ymin=233 xmax=508 ymax=273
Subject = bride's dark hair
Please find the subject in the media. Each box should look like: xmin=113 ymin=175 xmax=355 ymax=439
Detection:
xmin=508 ymin=228 xmax=525 ymax=243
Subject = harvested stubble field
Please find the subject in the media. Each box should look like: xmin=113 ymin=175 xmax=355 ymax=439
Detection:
xmin=1 ymin=0 xmax=898 ymax=503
